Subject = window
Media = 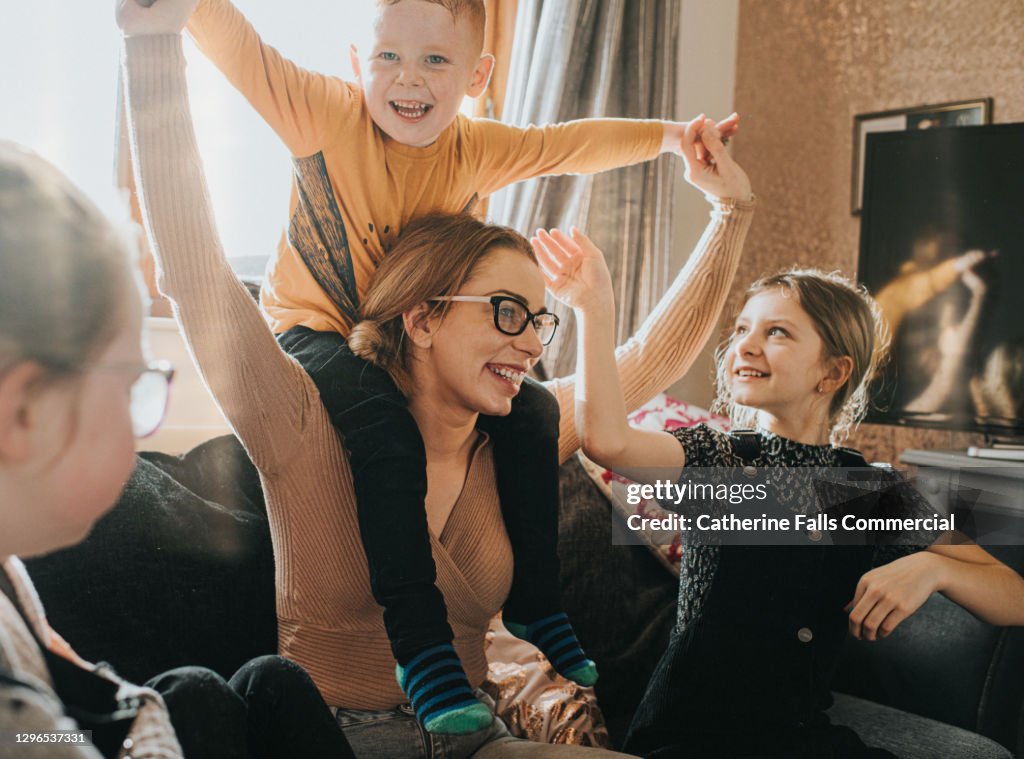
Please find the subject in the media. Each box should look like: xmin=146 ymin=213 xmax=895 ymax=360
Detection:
xmin=0 ymin=2 xmax=378 ymax=274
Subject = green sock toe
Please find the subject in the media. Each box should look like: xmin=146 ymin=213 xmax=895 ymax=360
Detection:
xmin=504 ymin=621 xmax=527 ymax=638
xmin=505 ymin=613 xmax=596 ymax=686
xmin=424 ymin=702 xmax=493 ymax=735
xmin=564 ymin=660 xmax=599 ymax=687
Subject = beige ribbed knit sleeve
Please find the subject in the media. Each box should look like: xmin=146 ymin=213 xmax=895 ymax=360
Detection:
xmin=547 ymin=197 xmax=755 ymax=463
xmin=123 ymin=34 xmax=314 ymax=475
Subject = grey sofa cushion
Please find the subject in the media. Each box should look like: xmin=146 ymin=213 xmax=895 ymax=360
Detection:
xmin=26 ymin=436 xmax=276 ymax=684
xmin=828 ymin=692 xmax=1012 ymax=759
xmin=832 ymin=546 xmax=1024 ymax=756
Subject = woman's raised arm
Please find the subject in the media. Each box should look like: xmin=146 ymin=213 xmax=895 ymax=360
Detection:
xmin=544 ymin=117 xmax=755 ymax=465
xmin=122 ymin=32 xmax=312 ymax=474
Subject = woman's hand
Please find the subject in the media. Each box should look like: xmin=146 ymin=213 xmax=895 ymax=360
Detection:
xmin=662 ymin=112 xmax=740 ymax=160
xmin=532 ymin=227 xmax=614 ymax=315
xmin=116 ymin=0 xmax=197 ymax=36
xmin=681 ymin=116 xmax=753 ymax=203
xmin=846 ymin=551 xmax=940 ymax=641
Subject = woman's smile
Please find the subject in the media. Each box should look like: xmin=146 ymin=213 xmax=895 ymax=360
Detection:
xmin=486 ymin=362 xmax=528 ymax=392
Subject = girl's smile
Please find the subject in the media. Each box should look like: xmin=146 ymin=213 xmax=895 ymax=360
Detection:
xmin=724 ymin=289 xmax=845 ymax=443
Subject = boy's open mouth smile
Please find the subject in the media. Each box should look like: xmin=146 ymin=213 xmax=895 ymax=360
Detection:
xmin=390 ymin=100 xmax=433 ymax=121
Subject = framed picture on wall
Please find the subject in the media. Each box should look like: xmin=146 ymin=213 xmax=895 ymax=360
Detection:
xmin=851 ymin=98 xmax=992 ymax=214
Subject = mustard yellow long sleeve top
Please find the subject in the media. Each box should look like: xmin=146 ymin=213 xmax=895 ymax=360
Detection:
xmin=187 ymin=0 xmax=666 ymax=335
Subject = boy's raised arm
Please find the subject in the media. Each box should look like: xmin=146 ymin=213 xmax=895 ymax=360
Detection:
xmin=121 ymin=30 xmax=313 ymax=474
xmin=471 ymin=117 xmax=662 ymax=195
xmin=469 ymin=114 xmax=739 ymax=196
xmin=185 ymin=0 xmax=356 ymax=156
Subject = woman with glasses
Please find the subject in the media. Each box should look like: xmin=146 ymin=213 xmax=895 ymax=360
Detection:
xmin=0 ymin=142 xmax=359 ymax=757
xmin=279 ymin=213 xmax=592 ymax=739
xmin=119 ymin=5 xmax=753 ymax=755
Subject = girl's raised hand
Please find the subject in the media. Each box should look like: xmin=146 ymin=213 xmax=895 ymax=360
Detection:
xmin=531 ymin=227 xmax=614 ymax=314
xmin=681 ymin=116 xmax=753 ymax=203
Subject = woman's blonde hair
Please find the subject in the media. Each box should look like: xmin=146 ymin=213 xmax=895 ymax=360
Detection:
xmin=712 ymin=268 xmax=890 ymax=444
xmin=0 ymin=142 xmax=136 ymax=379
xmin=348 ymin=212 xmax=536 ymax=395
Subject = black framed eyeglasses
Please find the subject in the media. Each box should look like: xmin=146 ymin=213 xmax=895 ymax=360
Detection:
xmin=429 ymin=295 xmax=560 ymax=346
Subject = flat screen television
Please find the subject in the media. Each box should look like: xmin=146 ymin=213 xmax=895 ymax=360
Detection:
xmin=858 ymin=123 xmax=1024 ymax=436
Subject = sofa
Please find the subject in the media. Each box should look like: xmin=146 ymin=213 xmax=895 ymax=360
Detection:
xmin=26 ymin=433 xmax=1023 ymax=757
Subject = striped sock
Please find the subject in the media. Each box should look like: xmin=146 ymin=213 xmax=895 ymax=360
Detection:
xmin=504 ymin=612 xmax=598 ymax=686
xmin=395 ymin=643 xmax=492 ymax=735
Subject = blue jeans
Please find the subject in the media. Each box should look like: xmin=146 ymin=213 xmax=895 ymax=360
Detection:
xmin=334 ymin=692 xmax=629 ymax=759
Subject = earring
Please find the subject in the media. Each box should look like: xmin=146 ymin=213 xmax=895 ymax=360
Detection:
xmin=816 ymin=383 xmax=824 ymax=393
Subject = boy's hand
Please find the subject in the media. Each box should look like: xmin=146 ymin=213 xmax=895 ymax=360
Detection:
xmin=680 ymin=116 xmax=752 ymax=202
xmin=662 ymin=112 xmax=739 ymax=160
xmin=532 ymin=228 xmax=614 ymax=315
xmin=116 ymin=0 xmax=198 ymax=36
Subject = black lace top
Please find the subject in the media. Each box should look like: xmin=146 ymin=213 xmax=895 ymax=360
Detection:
xmin=625 ymin=424 xmax=937 ymax=757
xmin=671 ymin=424 xmax=934 ymax=635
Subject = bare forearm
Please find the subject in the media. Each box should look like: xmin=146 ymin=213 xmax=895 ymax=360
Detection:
xmin=905 ymin=346 xmax=965 ymax=412
xmin=549 ymin=197 xmax=754 ymax=462
xmin=575 ymin=304 xmax=630 ymax=464
xmin=932 ymin=548 xmax=1024 ymax=626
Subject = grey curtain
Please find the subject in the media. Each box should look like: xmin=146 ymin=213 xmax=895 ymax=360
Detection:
xmin=489 ymin=0 xmax=681 ymax=379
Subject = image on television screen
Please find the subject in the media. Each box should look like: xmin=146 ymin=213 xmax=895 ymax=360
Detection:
xmin=858 ymin=124 xmax=1024 ymax=435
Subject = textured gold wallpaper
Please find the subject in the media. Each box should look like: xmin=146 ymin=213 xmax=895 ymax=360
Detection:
xmin=730 ymin=0 xmax=1024 ymax=462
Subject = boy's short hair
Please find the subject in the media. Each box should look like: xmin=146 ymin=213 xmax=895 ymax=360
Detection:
xmin=375 ymin=0 xmax=487 ymax=53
